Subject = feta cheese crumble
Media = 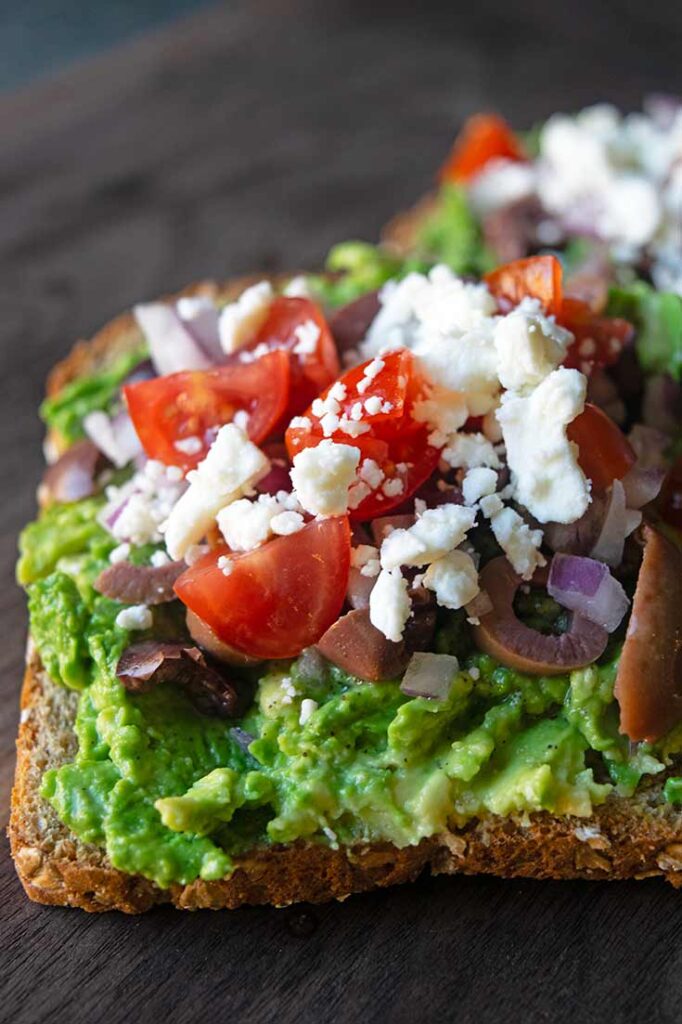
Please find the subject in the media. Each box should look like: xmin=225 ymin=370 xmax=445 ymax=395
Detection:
xmin=163 ymin=424 xmax=269 ymax=560
xmin=380 ymin=504 xmax=477 ymax=569
xmin=496 ymin=367 xmax=590 ymax=524
xmin=218 ymin=281 xmax=274 ymax=354
xmin=369 ymin=567 xmax=411 ymax=642
xmin=115 ymin=604 xmax=153 ymax=631
xmin=290 ymin=440 xmax=360 ymax=516
xmin=423 ymin=550 xmax=480 ymax=610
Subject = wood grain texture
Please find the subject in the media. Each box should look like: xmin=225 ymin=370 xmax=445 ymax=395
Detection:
xmin=2 ymin=2 xmax=682 ymax=1021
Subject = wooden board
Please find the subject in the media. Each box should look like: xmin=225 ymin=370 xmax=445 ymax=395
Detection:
xmin=2 ymin=3 xmax=682 ymax=1021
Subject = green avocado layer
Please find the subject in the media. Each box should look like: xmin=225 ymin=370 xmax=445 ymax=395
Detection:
xmin=20 ymin=497 xmax=673 ymax=890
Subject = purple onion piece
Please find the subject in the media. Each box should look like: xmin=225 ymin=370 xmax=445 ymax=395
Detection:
xmin=346 ymin=566 xmax=376 ymax=611
xmin=255 ymin=461 xmax=292 ymax=496
xmin=590 ymin=480 xmax=627 ymax=568
xmin=176 ymin=296 xmax=223 ymax=362
xmin=83 ymin=408 xmax=142 ymax=469
xmin=621 ymin=465 xmax=666 ymax=510
xmin=122 ymin=358 xmax=156 ymax=387
xmin=627 ymin=424 xmax=670 ymax=469
xmin=399 ymin=652 xmax=459 ymax=701
xmin=134 ymin=302 xmax=216 ymax=375
xmin=41 ymin=439 xmax=107 ymax=504
xmin=547 ymin=554 xmax=630 ymax=634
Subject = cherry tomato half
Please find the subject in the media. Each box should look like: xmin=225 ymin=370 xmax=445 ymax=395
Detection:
xmin=174 ymin=517 xmax=351 ymax=659
xmin=124 ymin=348 xmax=290 ymax=471
xmin=485 ymin=254 xmax=564 ymax=317
xmin=285 ymin=349 xmax=440 ymax=520
xmin=235 ymin=296 xmax=340 ymax=423
xmin=560 ymin=296 xmax=634 ymax=376
xmin=439 ymin=114 xmax=526 ymax=184
xmin=567 ymin=402 xmax=636 ymax=493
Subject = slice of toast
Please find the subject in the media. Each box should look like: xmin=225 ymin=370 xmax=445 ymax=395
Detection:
xmin=10 ymin=277 xmax=682 ymax=912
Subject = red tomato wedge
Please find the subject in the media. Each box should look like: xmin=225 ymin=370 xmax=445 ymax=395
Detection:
xmin=485 ymin=254 xmax=564 ymax=317
xmin=285 ymin=349 xmax=440 ymax=520
xmin=174 ymin=517 xmax=351 ymax=659
xmin=567 ymin=403 xmax=636 ymax=492
xmin=560 ymin=296 xmax=634 ymax=376
xmin=236 ymin=296 xmax=340 ymax=421
xmin=124 ymin=349 xmax=290 ymax=471
xmin=439 ymin=113 xmax=526 ymax=184
xmin=660 ymin=456 xmax=682 ymax=531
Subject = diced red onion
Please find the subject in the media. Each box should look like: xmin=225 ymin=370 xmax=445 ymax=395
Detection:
xmin=40 ymin=439 xmax=105 ymax=504
xmin=590 ymin=480 xmax=627 ymax=568
xmin=547 ymin=553 xmax=629 ymax=633
xmin=83 ymin=409 xmax=142 ymax=469
xmin=102 ymin=492 xmax=133 ymax=534
xmin=621 ymin=465 xmax=666 ymax=509
xmin=176 ymin=296 xmax=223 ymax=362
xmin=627 ymin=424 xmax=670 ymax=469
xmin=122 ymin=358 xmax=156 ymax=387
xmin=134 ymin=302 xmax=215 ymax=375
xmin=229 ymin=726 xmax=255 ymax=753
xmin=400 ymin=652 xmax=460 ymax=700
xmin=346 ymin=566 xmax=376 ymax=610
xmin=255 ymin=461 xmax=291 ymax=496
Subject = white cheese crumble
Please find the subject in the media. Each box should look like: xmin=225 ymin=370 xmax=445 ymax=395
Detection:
xmin=380 ymin=504 xmax=477 ymax=569
xmin=109 ymin=542 xmax=131 ymax=564
xmin=462 ymin=467 xmax=498 ymax=506
xmin=488 ymin=506 xmax=545 ymax=580
xmin=102 ymin=459 xmax=187 ymax=548
xmin=423 ymin=550 xmax=480 ymax=610
xmin=218 ymin=281 xmax=274 ymax=354
xmin=115 ymin=604 xmax=153 ymax=631
xmin=174 ymin=435 xmax=203 ymax=456
xmin=217 ymin=555 xmax=234 ymax=576
xmin=163 ymin=424 xmax=269 ymax=560
xmin=442 ymin=432 xmax=501 ymax=470
xmin=290 ymin=440 xmax=360 ymax=516
xmin=299 ymin=698 xmax=318 ymax=725
xmin=293 ymin=319 xmax=321 ymax=356
xmin=496 ymin=366 xmax=590 ymax=524
xmin=150 ymin=549 xmax=172 ymax=568
xmin=270 ymin=510 xmax=305 ymax=536
xmin=369 ymin=567 xmax=411 ymax=642
xmin=492 ymin=298 xmax=572 ymax=392
xmin=283 ymin=275 xmax=312 ymax=298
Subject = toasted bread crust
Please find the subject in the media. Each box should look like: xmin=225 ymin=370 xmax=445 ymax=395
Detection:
xmin=10 ymin=275 xmax=682 ymax=912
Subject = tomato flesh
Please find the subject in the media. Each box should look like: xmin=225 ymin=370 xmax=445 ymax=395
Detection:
xmin=567 ymin=403 xmax=636 ymax=492
xmin=174 ymin=517 xmax=351 ymax=659
xmin=560 ymin=297 xmax=634 ymax=376
xmin=124 ymin=349 xmax=290 ymax=471
xmin=485 ymin=255 xmax=563 ymax=317
xmin=236 ymin=296 xmax=340 ymax=422
xmin=285 ymin=349 xmax=440 ymax=520
xmin=439 ymin=114 xmax=525 ymax=184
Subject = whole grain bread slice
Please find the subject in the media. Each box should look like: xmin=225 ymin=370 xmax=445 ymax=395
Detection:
xmin=10 ymin=276 xmax=682 ymax=912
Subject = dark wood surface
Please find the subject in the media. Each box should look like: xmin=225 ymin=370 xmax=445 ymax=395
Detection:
xmin=2 ymin=3 xmax=682 ymax=1021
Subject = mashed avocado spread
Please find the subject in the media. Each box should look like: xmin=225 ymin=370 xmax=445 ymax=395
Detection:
xmin=19 ymin=497 xmax=670 ymax=890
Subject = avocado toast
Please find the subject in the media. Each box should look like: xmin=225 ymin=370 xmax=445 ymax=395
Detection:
xmin=10 ymin=150 xmax=682 ymax=910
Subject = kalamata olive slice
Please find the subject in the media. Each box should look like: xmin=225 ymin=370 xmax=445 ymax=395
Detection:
xmin=186 ymin=609 xmax=262 ymax=667
xmin=329 ymin=290 xmax=381 ymax=355
xmin=471 ymin=557 xmax=608 ymax=676
xmin=317 ymin=589 xmax=436 ymax=682
xmin=615 ymin=525 xmax=682 ymax=742
xmin=95 ymin=559 xmax=184 ymax=605
xmin=317 ymin=608 xmax=409 ymax=681
xmin=116 ymin=640 xmax=245 ymax=718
